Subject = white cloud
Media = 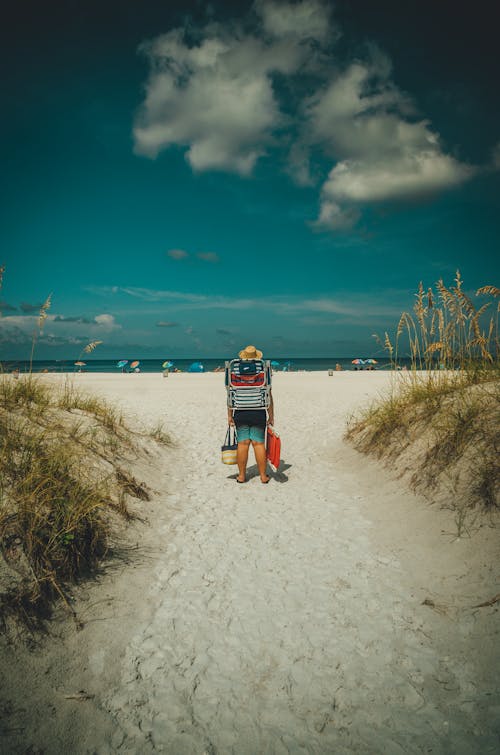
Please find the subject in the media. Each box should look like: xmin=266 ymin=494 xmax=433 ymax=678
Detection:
xmin=0 ymin=312 xmax=120 ymax=349
xmin=133 ymin=2 xmax=334 ymax=174
xmin=94 ymin=314 xmax=120 ymax=330
xmin=322 ymin=153 xmax=473 ymax=204
xmin=85 ymin=284 xmax=403 ymax=319
xmin=133 ymin=5 xmax=481 ymax=230
xmin=302 ymin=54 xmax=475 ymax=228
xmin=256 ymin=0 xmax=335 ymax=44
xmin=315 ymin=200 xmax=361 ymax=231
xmin=134 ymin=29 xmax=283 ymax=173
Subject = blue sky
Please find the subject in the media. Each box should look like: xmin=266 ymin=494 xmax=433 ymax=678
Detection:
xmin=0 ymin=0 xmax=499 ymax=359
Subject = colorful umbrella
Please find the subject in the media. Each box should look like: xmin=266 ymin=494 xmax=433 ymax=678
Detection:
xmin=351 ymin=358 xmax=364 ymax=365
xmin=162 ymin=360 xmax=174 ymax=369
xmin=364 ymin=358 xmax=378 ymax=364
xmin=130 ymin=360 xmax=140 ymax=369
xmin=117 ymin=359 xmax=128 ymax=367
xmin=187 ymin=361 xmax=204 ymax=373
xmin=74 ymin=361 xmax=86 ymax=366
xmin=271 ymin=360 xmax=280 ymax=367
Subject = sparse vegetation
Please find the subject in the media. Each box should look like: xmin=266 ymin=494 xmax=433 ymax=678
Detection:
xmin=0 ymin=267 xmax=167 ymax=629
xmin=347 ymin=273 xmax=499 ymax=519
xmin=0 ymin=376 xmax=158 ymax=629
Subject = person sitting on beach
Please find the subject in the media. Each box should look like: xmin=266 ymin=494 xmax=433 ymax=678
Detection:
xmin=228 ymin=345 xmax=274 ymax=484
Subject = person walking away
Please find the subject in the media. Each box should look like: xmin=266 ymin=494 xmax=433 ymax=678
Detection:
xmin=227 ymin=345 xmax=274 ymax=484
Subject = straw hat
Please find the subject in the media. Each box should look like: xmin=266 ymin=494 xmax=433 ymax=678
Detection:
xmin=238 ymin=344 xmax=263 ymax=359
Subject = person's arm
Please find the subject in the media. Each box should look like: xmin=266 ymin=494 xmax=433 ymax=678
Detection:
xmin=267 ymin=391 xmax=274 ymax=425
xmin=228 ymin=407 xmax=235 ymax=426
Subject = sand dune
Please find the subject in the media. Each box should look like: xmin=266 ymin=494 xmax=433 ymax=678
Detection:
xmin=1 ymin=371 xmax=498 ymax=754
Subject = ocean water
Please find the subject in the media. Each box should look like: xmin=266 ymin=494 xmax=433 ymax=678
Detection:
xmin=2 ymin=357 xmax=402 ymax=374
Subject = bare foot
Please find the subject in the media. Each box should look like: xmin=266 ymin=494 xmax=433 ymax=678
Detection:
xmin=260 ymin=476 xmax=270 ymax=484
xmin=236 ymin=477 xmax=246 ymax=483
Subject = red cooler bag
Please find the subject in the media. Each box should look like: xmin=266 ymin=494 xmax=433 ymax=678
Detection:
xmin=266 ymin=426 xmax=281 ymax=471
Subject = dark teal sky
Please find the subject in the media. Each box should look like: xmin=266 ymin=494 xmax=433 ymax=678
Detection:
xmin=1 ymin=0 xmax=499 ymax=359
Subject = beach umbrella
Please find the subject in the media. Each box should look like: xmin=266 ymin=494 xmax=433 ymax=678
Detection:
xmin=74 ymin=361 xmax=86 ymax=366
xmin=130 ymin=360 xmax=140 ymax=369
xmin=271 ymin=360 xmax=280 ymax=367
xmin=187 ymin=361 xmax=204 ymax=373
xmin=162 ymin=360 xmax=174 ymax=369
xmin=117 ymin=360 xmax=128 ymax=368
xmin=364 ymin=358 xmax=378 ymax=364
xmin=351 ymin=358 xmax=364 ymax=365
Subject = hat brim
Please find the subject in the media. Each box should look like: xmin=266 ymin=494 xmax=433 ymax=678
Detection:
xmin=238 ymin=349 xmax=263 ymax=359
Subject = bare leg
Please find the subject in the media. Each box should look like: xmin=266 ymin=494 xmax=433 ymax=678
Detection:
xmin=252 ymin=441 xmax=270 ymax=483
xmin=237 ymin=440 xmax=250 ymax=482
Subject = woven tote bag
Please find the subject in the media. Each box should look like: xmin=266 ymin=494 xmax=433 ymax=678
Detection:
xmin=221 ymin=426 xmax=238 ymax=464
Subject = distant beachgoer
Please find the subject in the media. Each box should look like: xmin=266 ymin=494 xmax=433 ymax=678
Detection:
xmin=12 ymin=368 xmax=19 ymax=380
xmin=227 ymin=345 xmax=274 ymax=484
xmin=335 ymin=363 xmax=342 ymax=371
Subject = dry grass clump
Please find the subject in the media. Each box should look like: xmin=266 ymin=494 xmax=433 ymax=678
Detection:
xmin=347 ymin=273 xmax=499 ymax=520
xmin=378 ymin=271 xmax=499 ymax=371
xmin=0 ymin=376 xmax=157 ymax=629
xmin=347 ymin=375 xmax=499 ymax=512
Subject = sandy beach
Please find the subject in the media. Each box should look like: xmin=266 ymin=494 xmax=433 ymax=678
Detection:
xmin=1 ymin=370 xmax=499 ymax=754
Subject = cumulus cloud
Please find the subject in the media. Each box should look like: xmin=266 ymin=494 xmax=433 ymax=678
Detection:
xmin=305 ymin=55 xmax=475 ymax=227
xmin=94 ymin=314 xmax=120 ymax=330
xmin=256 ymin=0 xmax=334 ymax=43
xmin=327 ymin=155 xmax=471 ymax=202
xmin=133 ymin=2 xmax=483 ymax=230
xmin=134 ymin=1 xmax=334 ymax=174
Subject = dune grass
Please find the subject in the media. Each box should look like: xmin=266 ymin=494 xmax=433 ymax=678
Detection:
xmin=346 ymin=273 xmax=499 ymax=522
xmin=0 ymin=268 xmax=171 ymax=628
xmin=0 ymin=375 xmax=155 ymax=629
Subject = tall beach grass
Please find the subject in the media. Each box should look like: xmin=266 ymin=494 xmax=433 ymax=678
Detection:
xmin=0 ymin=267 xmax=166 ymax=628
xmin=347 ymin=273 xmax=499 ymax=522
xmin=0 ymin=375 xmax=157 ymax=628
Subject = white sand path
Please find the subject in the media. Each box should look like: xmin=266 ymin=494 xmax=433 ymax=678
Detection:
xmin=1 ymin=372 xmax=499 ymax=754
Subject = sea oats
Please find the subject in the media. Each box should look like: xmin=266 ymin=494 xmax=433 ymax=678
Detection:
xmin=476 ymin=285 xmax=500 ymax=297
xmin=83 ymin=340 xmax=103 ymax=354
xmin=38 ymin=294 xmax=52 ymax=329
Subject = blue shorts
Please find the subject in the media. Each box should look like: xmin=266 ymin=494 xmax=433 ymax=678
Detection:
xmin=236 ymin=424 xmax=265 ymax=444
